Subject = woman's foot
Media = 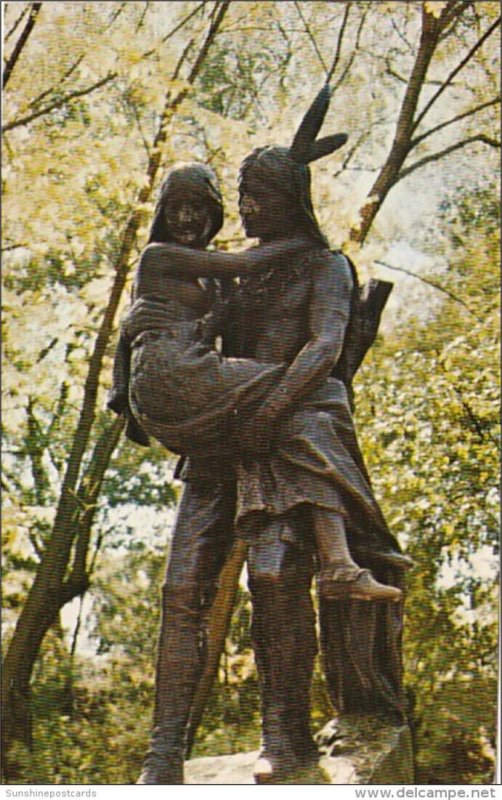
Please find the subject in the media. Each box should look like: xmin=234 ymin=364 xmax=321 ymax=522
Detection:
xmin=318 ymin=568 xmax=402 ymax=602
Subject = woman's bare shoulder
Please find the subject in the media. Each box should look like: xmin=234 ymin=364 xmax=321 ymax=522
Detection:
xmin=140 ymin=242 xmax=174 ymax=263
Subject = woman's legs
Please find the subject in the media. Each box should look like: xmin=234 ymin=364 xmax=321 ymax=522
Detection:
xmin=130 ymin=337 xmax=286 ymax=458
xmin=313 ymin=507 xmax=402 ymax=602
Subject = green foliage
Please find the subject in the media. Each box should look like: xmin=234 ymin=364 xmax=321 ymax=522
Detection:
xmin=353 ymin=184 xmax=499 ymax=784
xmin=9 ymin=566 xmax=261 ymax=783
xmin=103 ymin=438 xmax=178 ymax=512
xmin=10 ymin=657 xmax=153 ymax=785
xmin=7 ymin=546 xmax=163 ymax=784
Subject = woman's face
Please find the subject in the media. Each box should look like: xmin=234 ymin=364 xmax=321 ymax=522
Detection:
xmin=164 ymin=193 xmax=213 ymax=248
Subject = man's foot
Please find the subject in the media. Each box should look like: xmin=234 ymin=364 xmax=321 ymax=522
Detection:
xmin=318 ymin=569 xmax=402 ymax=602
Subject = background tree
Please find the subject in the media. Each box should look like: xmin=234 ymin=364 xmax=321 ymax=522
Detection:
xmin=2 ymin=0 xmax=499 ymax=784
xmin=348 ymin=1 xmax=500 ymax=245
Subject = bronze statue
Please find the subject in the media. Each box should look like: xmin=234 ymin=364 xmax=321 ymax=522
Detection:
xmin=109 ymin=85 xmax=411 ymax=784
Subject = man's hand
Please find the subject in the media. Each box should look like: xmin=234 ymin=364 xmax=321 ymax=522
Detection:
xmin=121 ymin=298 xmax=170 ymax=342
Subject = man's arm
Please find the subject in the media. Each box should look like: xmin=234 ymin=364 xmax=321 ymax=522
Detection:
xmin=138 ymin=238 xmax=312 ymax=281
xmin=240 ymin=251 xmax=352 ymax=450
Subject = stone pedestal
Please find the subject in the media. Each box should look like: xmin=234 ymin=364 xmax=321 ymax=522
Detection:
xmin=185 ymin=715 xmax=415 ymax=785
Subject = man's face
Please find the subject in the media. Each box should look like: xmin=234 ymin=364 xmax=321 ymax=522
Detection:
xmin=164 ymin=194 xmax=213 ymax=248
xmin=239 ymin=178 xmax=290 ymax=241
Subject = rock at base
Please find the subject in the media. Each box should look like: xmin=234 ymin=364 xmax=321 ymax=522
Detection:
xmin=185 ymin=715 xmax=415 ymax=785
xmin=185 ymin=750 xmax=258 ymax=785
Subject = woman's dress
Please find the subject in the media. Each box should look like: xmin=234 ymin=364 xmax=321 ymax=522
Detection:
xmin=126 ymin=315 xmax=286 ymax=460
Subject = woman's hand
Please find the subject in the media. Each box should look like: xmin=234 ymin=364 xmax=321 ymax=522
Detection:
xmin=121 ymin=298 xmax=170 ymax=341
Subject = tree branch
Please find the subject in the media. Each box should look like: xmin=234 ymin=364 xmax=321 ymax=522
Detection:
xmin=141 ymin=1 xmax=206 ymax=59
xmin=349 ymin=6 xmax=443 ymax=244
xmin=438 ymin=5 xmax=474 ymax=44
xmin=1 ymin=242 xmax=28 ymax=252
xmin=332 ymin=132 xmax=370 ymax=178
xmin=173 ymin=38 xmax=195 ymax=82
xmin=25 ymin=399 xmax=51 ymax=505
xmin=185 ymin=2 xmax=230 ymax=86
xmin=135 ymin=1 xmax=151 ymax=33
xmin=2 ymin=72 xmax=117 ymax=133
xmin=36 ymin=337 xmax=59 ymax=363
xmin=398 ymin=134 xmax=500 ymax=181
xmin=46 ymin=381 xmax=69 ymax=455
xmin=327 ymin=2 xmax=351 ymax=83
xmin=105 ymin=2 xmax=128 ymax=31
xmin=438 ymin=0 xmax=474 ymax=39
xmin=332 ymin=5 xmax=368 ymax=92
xmin=410 ymin=96 xmax=501 ymax=148
xmin=293 ymin=0 xmax=328 ymax=76
xmin=438 ymin=361 xmax=497 ymax=445
xmin=374 ymin=260 xmax=482 ymax=320
xmin=390 ymin=16 xmax=414 ymax=53
xmin=4 ymin=4 xmax=29 ymax=42
xmin=28 ymin=55 xmax=85 ymax=110
xmin=69 ymin=416 xmax=125 ymax=589
xmin=3 ymin=2 xmax=42 ymax=90
xmin=412 ymin=15 xmax=501 ymax=133
xmin=6 ymin=1 xmax=200 ymax=129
